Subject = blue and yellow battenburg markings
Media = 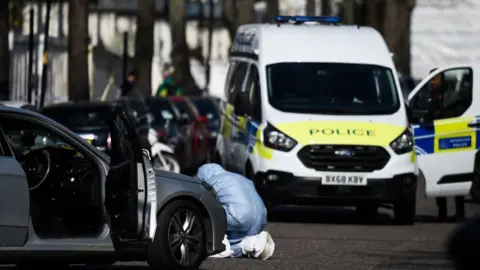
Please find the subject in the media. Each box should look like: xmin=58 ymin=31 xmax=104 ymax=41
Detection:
xmin=413 ymin=115 xmax=480 ymax=156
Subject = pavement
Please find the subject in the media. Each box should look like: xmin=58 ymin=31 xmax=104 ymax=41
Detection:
xmin=1 ymin=182 xmax=477 ymax=270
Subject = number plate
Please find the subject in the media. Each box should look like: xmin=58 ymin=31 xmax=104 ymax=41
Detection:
xmin=322 ymin=174 xmax=367 ymax=186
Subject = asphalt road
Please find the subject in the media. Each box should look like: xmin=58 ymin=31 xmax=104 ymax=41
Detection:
xmin=2 ymin=182 xmax=477 ymax=270
xmin=128 ymin=183 xmax=475 ymax=270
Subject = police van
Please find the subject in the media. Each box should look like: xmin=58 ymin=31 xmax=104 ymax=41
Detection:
xmin=216 ymin=16 xmax=418 ymax=224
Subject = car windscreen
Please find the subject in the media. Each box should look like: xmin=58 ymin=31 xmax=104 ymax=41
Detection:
xmin=149 ymin=99 xmax=176 ymax=125
xmin=172 ymin=100 xmax=193 ymax=120
xmin=267 ymin=62 xmax=400 ymax=115
xmin=125 ymin=99 xmax=149 ymax=118
xmin=42 ymin=106 xmax=112 ymax=128
xmin=191 ymin=98 xmax=218 ymax=120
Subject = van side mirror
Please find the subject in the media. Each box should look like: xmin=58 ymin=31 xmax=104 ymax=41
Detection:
xmin=233 ymin=92 xmax=250 ymax=116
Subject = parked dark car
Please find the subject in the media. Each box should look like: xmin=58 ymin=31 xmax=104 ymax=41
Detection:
xmin=147 ymin=97 xmax=194 ymax=173
xmin=189 ymin=96 xmax=220 ymax=159
xmin=169 ymin=97 xmax=211 ymax=172
xmin=41 ymin=101 xmax=113 ymax=153
xmin=114 ymin=97 xmax=151 ymax=151
xmin=0 ymin=101 xmax=38 ymax=112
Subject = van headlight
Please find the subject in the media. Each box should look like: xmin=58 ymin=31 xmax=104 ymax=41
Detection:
xmin=390 ymin=128 xmax=413 ymax=155
xmin=263 ymin=123 xmax=297 ymax=152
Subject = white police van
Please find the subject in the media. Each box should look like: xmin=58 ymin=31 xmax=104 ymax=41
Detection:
xmin=216 ymin=16 xmax=418 ymax=224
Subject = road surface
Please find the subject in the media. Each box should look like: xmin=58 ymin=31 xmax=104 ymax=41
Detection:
xmin=1 ymin=182 xmax=476 ymax=270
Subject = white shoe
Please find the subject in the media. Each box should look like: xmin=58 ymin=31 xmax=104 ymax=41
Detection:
xmin=258 ymin=232 xmax=275 ymax=260
xmin=209 ymin=235 xmax=233 ymax=258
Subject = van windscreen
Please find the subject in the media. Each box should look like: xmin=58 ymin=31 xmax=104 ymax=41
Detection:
xmin=266 ymin=63 xmax=400 ymax=115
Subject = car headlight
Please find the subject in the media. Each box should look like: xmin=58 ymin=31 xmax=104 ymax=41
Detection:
xmin=390 ymin=128 xmax=413 ymax=154
xmin=263 ymin=123 xmax=297 ymax=152
xmin=201 ymin=181 xmax=219 ymax=200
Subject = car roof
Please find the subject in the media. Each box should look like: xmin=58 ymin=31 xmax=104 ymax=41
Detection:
xmin=42 ymin=101 xmax=114 ymax=110
xmin=234 ymin=23 xmax=394 ymax=67
xmin=0 ymin=100 xmax=33 ymax=108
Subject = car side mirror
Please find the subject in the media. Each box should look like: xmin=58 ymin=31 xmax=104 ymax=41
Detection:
xmin=233 ymin=92 xmax=250 ymax=116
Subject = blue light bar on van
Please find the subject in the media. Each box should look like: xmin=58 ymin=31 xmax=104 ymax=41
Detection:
xmin=274 ymin=15 xmax=340 ymax=24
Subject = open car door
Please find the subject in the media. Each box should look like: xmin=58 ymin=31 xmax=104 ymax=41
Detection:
xmin=105 ymin=106 xmax=157 ymax=247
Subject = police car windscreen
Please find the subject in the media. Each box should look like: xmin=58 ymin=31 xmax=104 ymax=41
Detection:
xmin=266 ymin=63 xmax=400 ymax=115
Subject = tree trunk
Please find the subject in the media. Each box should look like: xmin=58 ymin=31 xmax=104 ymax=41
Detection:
xmin=266 ymin=0 xmax=279 ymax=22
xmin=169 ymin=0 xmax=199 ymax=95
xmin=321 ymin=0 xmax=332 ymax=15
xmin=68 ymin=0 xmax=90 ymax=101
xmin=222 ymin=0 xmax=237 ymax=41
xmin=236 ymin=0 xmax=254 ymax=26
xmin=0 ymin=1 xmax=9 ymax=100
xmin=306 ymin=0 xmax=316 ymax=16
xmin=364 ymin=0 xmax=384 ymax=34
xmin=383 ymin=0 xmax=414 ymax=76
xmin=134 ymin=0 xmax=155 ymax=97
xmin=342 ymin=0 xmax=356 ymax=24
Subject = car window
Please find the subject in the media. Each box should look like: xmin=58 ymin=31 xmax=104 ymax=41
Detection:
xmin=149 ymin=99 xmax=176 ymax=125
xmin=173 ymin=101 xmax=193 ymax=121
xmin=42 ymin=106 xmax=112 ymax=128
xmin=410 ymin=67 xmax=472 ymax=121
xmin=245 ymin=64 xmax=262 ymax=121
xmin=192 ymin=99 xmax=218 ymax=120
xmin=267 ymin=62 xmax=399 ymax=115
xmin=2 ymin=118 xmax=80 ymax=158
xmin=227 ymin=62 xmax=248 ymax=103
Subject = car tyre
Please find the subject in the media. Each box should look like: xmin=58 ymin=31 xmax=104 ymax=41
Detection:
xmin=393 ymin=196 xmax=416 ymax=225
xmin=470 ymin=169 xmax=480 ymax=202
xmin=148 ymin=200 xmax=207 ymax=270
xmin=246 ymin=164 xmax=273 ymax=210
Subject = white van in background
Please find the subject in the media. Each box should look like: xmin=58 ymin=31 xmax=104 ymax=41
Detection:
xmin=216 ymin=16 xmax=418 ymax=224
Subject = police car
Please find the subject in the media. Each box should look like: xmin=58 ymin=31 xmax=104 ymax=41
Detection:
xmin=215 ymin=16 xmax=421 ymax=225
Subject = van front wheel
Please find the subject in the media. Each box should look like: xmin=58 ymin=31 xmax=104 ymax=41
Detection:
xmin=393 ymin=196 xmax=416 ymax=225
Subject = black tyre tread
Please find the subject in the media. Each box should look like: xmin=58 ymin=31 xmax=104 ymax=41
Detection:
xmin=393 ymin=197 xmax=416 ymax=225
xmin=356 ymin=204 xmax=378 ymax=218
xmin=147 ymin=200 xmax=207 ymax=270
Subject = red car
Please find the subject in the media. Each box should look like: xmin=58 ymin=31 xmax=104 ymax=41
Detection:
xmin=168 ymin=97 xmax=211 ymax=173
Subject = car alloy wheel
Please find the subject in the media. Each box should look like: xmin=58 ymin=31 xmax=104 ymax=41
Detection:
xmin=168 ymin=209 xmax=203 ymax=266
xmin=147 ymin=200 xmax=207 ymax=270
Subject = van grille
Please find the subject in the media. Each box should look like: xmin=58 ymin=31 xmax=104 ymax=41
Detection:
xmin=297 ymin=145 xmax=390 ymax=172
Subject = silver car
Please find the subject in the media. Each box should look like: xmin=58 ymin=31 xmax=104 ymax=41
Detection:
xmin=0 ymin=105 xmax=226 ymax=269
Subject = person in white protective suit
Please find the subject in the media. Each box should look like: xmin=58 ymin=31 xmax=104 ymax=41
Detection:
xmin=197 ymin=164 xmax=275 ymax=259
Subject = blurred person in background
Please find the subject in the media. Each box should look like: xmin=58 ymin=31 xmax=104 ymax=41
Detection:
xmin=428 ymin=68 xmax=465 ymax=221
xmin=197 ymin=164 xmax=274 ymax=259
xmin=156 ymin=65 xmax=184 ymax=97
xmin=120 ymin=70 xmax=144 ymax=101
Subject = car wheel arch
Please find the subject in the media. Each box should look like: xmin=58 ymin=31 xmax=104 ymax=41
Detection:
xmin=157 ymin=195 xmax=213 ymax=249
